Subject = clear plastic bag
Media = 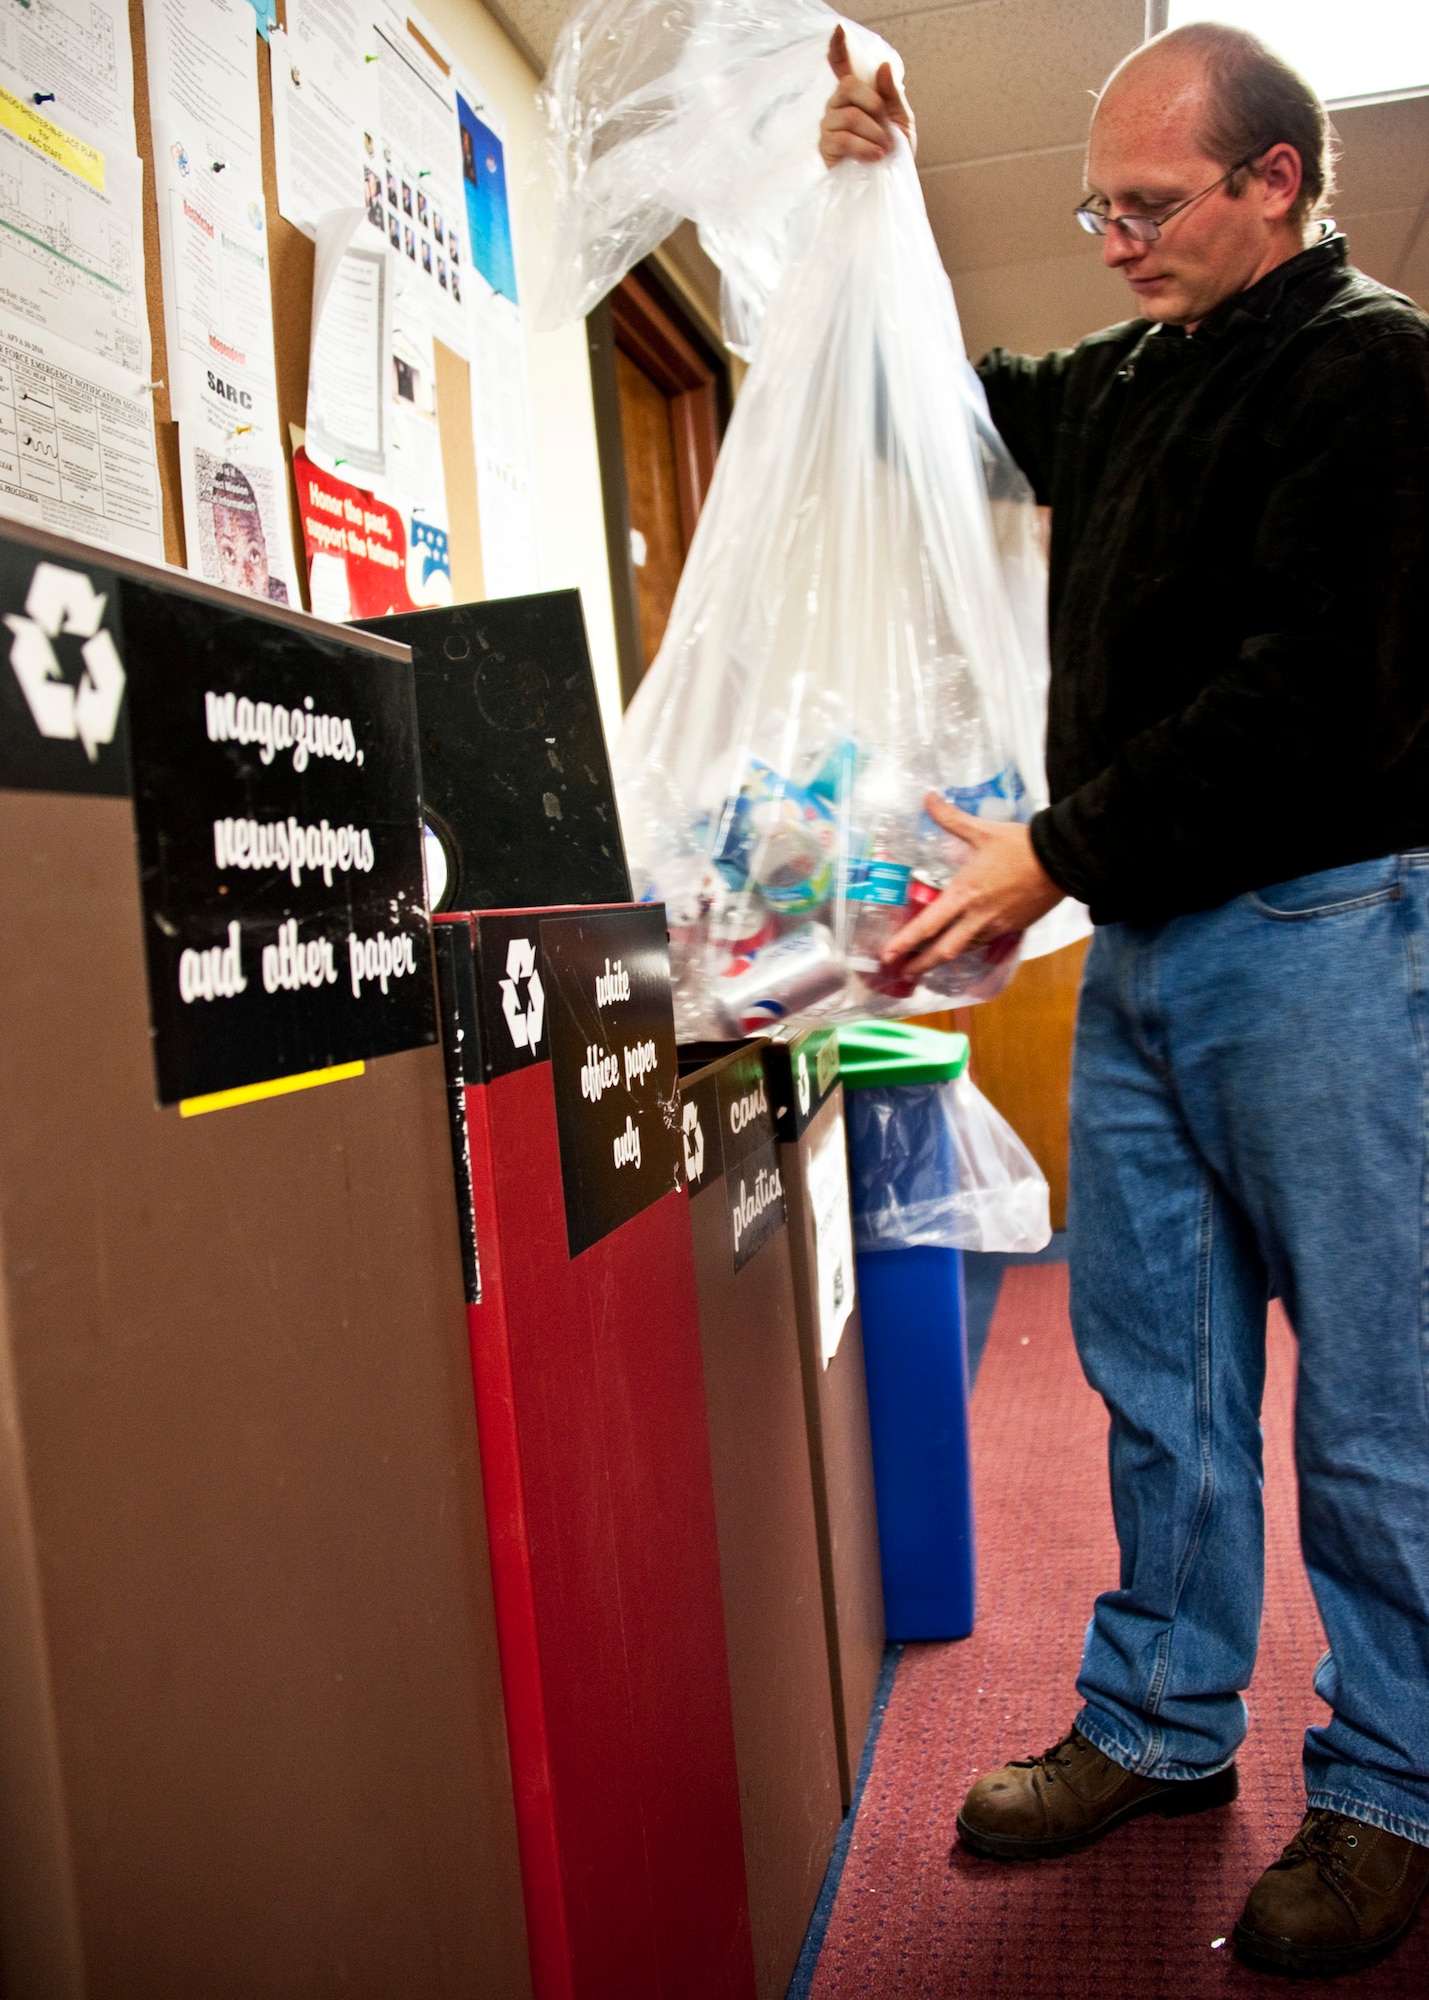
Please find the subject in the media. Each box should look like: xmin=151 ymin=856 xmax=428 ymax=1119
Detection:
xmin=536 ymin=0 xmax=851 ymax=356
xmin=846 ymin=1077 xmax=1051 ymax=1255
xmin=538 ymin=0 xmax=1088 ymax=1038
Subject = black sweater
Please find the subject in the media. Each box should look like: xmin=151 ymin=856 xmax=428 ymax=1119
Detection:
xmin=976 ymin=234 xmax=1429 ymax=925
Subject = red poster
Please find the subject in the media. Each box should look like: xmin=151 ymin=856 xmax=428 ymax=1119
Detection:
xmin=292 ymin=449 xmax=417 ymax=620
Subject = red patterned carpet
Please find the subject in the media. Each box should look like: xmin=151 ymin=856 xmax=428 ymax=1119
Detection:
xmin=809 ymin=1264 xmax=1425 ymax=1997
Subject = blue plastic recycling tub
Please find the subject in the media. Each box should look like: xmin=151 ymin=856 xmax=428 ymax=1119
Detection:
xmin=838 ymin=1020 xmax=975 ymax=1642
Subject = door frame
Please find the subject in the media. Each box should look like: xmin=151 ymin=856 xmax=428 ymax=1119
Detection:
xmin=587 ymin=263 xmax=730 ymax=708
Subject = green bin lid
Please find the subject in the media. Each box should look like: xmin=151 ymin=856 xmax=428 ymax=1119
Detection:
xmin=835 ymin=1018 xmax=970 ymax=1089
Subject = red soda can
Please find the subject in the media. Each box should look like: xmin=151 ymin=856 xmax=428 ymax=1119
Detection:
xmin=867 ymin=872 xmax=944 ymax=997
xmin=708 ymin=892 xmax=777 ymax=960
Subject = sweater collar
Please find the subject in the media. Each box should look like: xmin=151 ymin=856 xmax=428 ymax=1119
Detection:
xmin=1136 ymin=228 xmax=1348 ymax=357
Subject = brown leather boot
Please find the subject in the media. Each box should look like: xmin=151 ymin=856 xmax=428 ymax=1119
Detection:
xmin=954 ymin=1727 xmax=1238 ymax=1860
xmin=1233 ymin=1808 xmax=1429 ymax=1976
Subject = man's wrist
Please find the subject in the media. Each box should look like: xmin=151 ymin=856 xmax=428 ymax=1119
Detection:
xmin=1029 ymin=805 xmax=1092 ymax=906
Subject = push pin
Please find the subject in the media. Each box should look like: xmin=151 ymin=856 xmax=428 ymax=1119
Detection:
xmin=32 ymin=91 xmax=55 ymax=106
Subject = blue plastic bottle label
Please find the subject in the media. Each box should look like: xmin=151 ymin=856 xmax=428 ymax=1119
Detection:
xmin=845 ymin=859 xmax=912 ymax=905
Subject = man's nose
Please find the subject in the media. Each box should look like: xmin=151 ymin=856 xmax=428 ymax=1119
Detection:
xmin=1102 ymin=220 xmax=1145 ymax=270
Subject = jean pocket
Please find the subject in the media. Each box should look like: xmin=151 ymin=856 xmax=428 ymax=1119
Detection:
xmin=1250 ymin=856 xmax=1401 ymax=920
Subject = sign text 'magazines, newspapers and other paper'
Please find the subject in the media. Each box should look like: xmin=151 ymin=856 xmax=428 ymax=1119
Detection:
xmin=123 ymin=579 xmax=434 ymax=1103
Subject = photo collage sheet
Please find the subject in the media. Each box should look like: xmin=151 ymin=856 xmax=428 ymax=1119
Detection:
xmin=271 ymin=0 xmax=542 ymax=614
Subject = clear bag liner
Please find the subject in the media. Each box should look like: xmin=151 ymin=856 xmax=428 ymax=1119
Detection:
xmin=846 ymin=1076 xmax=1051 ymax=1255
xmin=537 ymin=0 xmax=1090 ymax=1039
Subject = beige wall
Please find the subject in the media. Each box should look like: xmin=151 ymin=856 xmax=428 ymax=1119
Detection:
xmin=421 ymin=0 xmax=624 ymax=739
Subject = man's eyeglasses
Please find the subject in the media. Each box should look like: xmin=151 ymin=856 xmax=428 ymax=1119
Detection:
xmin=1074 ymin=157 xmax=1256 ymax=243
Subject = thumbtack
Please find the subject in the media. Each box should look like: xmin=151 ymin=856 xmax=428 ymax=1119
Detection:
xmin=32 ymin=91 xmax=55 ymax=106
xmin=211 ymin=159 xmax=226 ymax=173
xmin=233 ymin=423 xmax=253 ymax=436
xmin=417 ymin=167 xmax=432 ymax=178
xmin=364 ymin=52 xmax=378 ymax=62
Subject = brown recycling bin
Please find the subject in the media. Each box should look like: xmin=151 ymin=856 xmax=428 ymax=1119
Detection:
xmin=762 ymin=1027 xmax=886 ymax=1805
xmin=679 ymin=1040 xmax=842 ymax=1999
xmin=0 ymin=526 xmax=530 ymax=2000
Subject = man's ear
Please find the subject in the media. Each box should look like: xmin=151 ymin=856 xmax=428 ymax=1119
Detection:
xmin=1251 ymin=141 xmax=1304 ymax=222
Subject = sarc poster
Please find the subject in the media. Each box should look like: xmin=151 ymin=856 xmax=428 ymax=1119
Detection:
xmin=293 ymin=446 xmax=418 ymax=620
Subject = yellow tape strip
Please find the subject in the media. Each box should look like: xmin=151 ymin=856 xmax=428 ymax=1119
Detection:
xmin=0 ymin=87 xmax=105 ymax=191
xmin=179 ymin=1061 xmax=365 ymax=1119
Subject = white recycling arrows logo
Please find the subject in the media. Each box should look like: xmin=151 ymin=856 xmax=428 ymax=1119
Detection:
xmin=796 ymin=1047 xmax=812 ymax=1118
xmin=682 ymin=1097 xmax=705 ymax=1182
xmin=499 ymin=936 xmax=545 ymax=1050
xmin=5 ymin=563 xmax=125 ymax=763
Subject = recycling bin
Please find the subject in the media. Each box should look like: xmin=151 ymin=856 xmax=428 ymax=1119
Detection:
xmin=435 ymin=905 xmax=755 ymax=2000
xmin=360 ymin=589 xmax=632 ymax=912
xmin=679 ymin=1040 xmax=842 ymax=1999
xmin=760 ymin=1027 xmax=885 ymax=1807
xmin=837 ymin=1020 xmax=976 ymax=1641
xmin=0 ymin=522 xmax=530 ymax=1998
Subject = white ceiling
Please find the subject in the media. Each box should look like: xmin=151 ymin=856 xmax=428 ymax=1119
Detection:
xmin=491 ymin=0 xmax=1429 ymax=357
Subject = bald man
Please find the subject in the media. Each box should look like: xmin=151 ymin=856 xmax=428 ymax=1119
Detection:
xmin=823 ymin=21 xmax=1429 ymax=1979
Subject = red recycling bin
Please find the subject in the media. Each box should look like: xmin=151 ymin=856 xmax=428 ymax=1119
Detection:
xmin=434 ymin=903 xmax=755 ymax=2000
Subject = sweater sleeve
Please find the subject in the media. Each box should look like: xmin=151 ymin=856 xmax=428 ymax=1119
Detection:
xmin=974 ymin=345 xmax=1074 ymax=505
xmin=1027 ymin=327 xmax=1429 ymax=920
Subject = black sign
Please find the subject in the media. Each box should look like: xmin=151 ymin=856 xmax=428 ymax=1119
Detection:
xmin=762 ymin=1024 xmax=841 ymax=1142
xmin=542 ymin=905 xmax=683 ymax=1259
xmin=0 ymin=535 xmax=130 ymax=796
xmin=678 ymin=1063 xmax=722 ymax=1198
xmin=359 ymin=590 xmax=631 ymax=911
xmin=466 ymin=908 xmax=554 ymax=1082
xmin=714 ymin=1045 xmax=786 ymax=1271
xmin=122 ymin=579 xmax=435 ymax=1104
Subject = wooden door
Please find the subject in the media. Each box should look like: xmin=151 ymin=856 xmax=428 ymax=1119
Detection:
xmin=615 ymin=345 xmax=688 ymax=674
xmin=589 ymin=268 xmax=726 ymax=704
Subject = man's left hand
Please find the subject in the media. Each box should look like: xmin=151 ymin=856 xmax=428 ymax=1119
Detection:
xmin=885 ymin=793 xmax=1064 ymax=976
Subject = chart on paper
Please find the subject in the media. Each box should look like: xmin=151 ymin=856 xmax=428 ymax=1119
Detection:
xmin=0 ymin=114 xmax=146 ymax=370
xmin=0 ymin=316 xmax=164 ymax=560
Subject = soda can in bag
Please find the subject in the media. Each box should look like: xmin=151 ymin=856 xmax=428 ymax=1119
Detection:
xmin=714 ymin=921 xmax=845 ymax=1036
xmin=866 ymin=872 xmax=944 ymax=997
xmin=708 ymin=891 xmax=777 ymax=961
xmin=753 ymin=812 xmax=833 ymax=912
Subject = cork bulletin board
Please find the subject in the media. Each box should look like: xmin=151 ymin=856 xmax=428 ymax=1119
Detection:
xmin=129 ymin=0 xmax=485 ymax=604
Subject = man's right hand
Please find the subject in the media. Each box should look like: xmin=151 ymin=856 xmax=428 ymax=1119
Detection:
xmin=819 ymin=23 xmax=915 ymax=169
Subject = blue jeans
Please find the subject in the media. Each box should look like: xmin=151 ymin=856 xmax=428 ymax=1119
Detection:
xmin=1067 ymin=853 xmax=1429 ymax=1846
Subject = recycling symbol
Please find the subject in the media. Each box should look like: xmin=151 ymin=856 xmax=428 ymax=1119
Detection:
xmin=682 ymin=1097 xmax=705 ymax=1182
xmin=6 ymin=563 xmax=125 ymax=763
xmin=796 ymin=1047 xmax=812 ymax=1118
xmin=499 ymin=936 xmax=545 ymax=1050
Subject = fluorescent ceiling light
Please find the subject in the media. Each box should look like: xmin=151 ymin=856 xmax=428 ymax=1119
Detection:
xmin=1165 ymin=2 xmax=1429 ymax=106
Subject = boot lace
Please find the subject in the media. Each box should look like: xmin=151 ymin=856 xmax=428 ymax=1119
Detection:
xmin=1278 ymin=1808 xmax=1361 ymax=1879
xmin=1008 ymin=1731 xmax=1088 ymax=1783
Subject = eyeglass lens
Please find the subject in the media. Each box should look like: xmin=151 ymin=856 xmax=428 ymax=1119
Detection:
xmin=1075 ymin=208 xmax=1158 ymax=242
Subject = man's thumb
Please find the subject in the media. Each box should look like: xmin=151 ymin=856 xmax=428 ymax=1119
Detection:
xmin=827 ymin=24 xmax=851 ymax=78
xmin=925 ymin=792 xmax=982 ymax=839
xmin=875 ymin=59 xmax=907 ymax=127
